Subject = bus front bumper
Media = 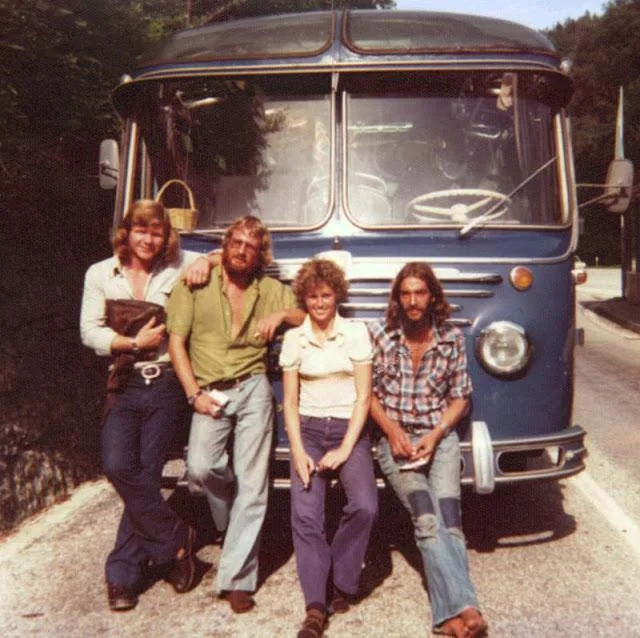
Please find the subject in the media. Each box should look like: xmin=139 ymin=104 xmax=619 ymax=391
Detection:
xmin=271 ymin=423 xmax=586 ymax=493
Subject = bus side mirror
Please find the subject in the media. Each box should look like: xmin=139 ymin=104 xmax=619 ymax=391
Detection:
xmin=604 ymin=158 xmax=634 ymax=213
xmin=99 ymin=139 xmax=120 ymax=190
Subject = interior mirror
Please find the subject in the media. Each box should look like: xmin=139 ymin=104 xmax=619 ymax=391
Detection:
xmin=604 ymin=158 xmax=634 ymax=213
xmin=99 ymin=139 xmax=119 ymax=190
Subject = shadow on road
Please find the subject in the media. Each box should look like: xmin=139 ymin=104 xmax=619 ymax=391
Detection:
xmin=462 ymin=481 xmax=576 ymax=553
xmin=163 ymin=477 xmax=576 ymax=601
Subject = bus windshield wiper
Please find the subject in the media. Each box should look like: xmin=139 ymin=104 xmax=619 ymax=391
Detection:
xmin=458 ymin=156 xmax=557 ymax=237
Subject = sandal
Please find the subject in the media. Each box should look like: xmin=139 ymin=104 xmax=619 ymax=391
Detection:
xmin=297 ymin=608 xmax=328 ymax=638
xmin=460 ymin=608 xmax=488 ymax=638
xmin=432 ymin=616 xmax=465 ymax=637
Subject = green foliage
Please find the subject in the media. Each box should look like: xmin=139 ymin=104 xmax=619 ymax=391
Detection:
xmin=547 ymin=1 xmax=640 ymax=185
xmin=0 ymin=0 xmax=634 ymax=266
xmin=546 ymin=0 xmax=640 ymax=263
xmin=188 ymin=0 xmax=394 ymax=24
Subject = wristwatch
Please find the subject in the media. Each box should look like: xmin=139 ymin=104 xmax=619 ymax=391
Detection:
xmin=131 ymin=339 xmax=141 ymax=355
xmin=187 ymin=390 xmax=203 ymax=406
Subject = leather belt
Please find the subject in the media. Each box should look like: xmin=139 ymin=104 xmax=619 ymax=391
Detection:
xmin=204 ymin=372 xmax=253 ymax=392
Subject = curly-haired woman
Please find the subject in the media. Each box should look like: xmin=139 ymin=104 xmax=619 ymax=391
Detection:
xmin=280 ymin=258 xmax=378 ymax=638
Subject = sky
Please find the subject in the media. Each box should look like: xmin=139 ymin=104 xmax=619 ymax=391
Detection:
xmin=393 ymin=1 xmax=605 ymax=31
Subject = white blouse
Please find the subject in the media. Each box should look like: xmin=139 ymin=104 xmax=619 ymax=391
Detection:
xmin=279 ymin=314 xmax=372 ymax=419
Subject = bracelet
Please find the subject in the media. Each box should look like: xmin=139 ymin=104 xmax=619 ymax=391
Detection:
xmin=187 ymin=390 xmax=203 ymax=406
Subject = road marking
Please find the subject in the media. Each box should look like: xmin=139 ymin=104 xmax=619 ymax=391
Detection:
xmin=573 ymin=471 xmax=640 ymax=559
xmin=578 ymin=305 xmax=640 ymax=340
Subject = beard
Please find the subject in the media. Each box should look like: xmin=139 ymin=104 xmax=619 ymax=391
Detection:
xmin=222 ymin=250 xmax=258 ymax=278
xmin=400 ymin=306 xmax=432 ymax=335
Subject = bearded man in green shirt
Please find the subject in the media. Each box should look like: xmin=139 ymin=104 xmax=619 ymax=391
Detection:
xmin=168 ymin=215 xmax=304 ymax=613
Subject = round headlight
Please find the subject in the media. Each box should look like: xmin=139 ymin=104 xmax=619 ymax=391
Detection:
xmin=476 ymin=321 xmax=531 ymax=377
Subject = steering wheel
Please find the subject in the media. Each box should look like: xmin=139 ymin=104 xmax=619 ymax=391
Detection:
xmin=407 ymin=188 xmax=511 ymax=223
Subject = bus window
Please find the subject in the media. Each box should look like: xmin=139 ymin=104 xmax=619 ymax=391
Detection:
xmin=126 ymin=77 xmax=332 ymax=230
xmin=343 ymin=72 xmax=563 ymax=228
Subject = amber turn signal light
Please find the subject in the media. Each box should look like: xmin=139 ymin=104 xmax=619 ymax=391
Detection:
xmin=510 ymin=266 xmax=533 ymax=291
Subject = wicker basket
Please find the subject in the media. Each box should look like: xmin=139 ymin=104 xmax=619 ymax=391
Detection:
xmin=155 ymin=179 xmax=198 ymax=231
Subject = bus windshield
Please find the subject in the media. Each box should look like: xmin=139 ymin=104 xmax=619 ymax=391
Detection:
xmin=129 ymin=76 xmax=332 ymax=230
xmin=125 ymin=71 xmax=566 ymax=231
xmin=344 ymin=72 xmax=565 ymax=228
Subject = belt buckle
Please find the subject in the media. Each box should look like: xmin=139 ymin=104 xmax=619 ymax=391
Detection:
xmin=140 ymin=363 xmax=162 ymax=385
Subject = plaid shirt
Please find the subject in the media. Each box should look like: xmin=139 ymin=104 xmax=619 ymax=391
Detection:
xmin=368 ymin=318 xmax=472 ymax=433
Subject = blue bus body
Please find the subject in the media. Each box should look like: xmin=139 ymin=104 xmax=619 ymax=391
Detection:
xmin=107 ymin=10 xmax=586 ymax=491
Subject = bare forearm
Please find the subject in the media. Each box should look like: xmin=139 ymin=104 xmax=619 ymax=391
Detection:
xmin=168 ymin=334 xmax=200 ymax=398
xmin=282 ymin=307 xmax=305 ymax=327
xmin=339 ymin=395 xmax=370 ymax=453
xmin=283 ymin=400 xmax=305 ymax=453
xmin=439 ymin=397 xmax=469 ymax=432
xmin=370 ymin=394 xmax=401 ymax=437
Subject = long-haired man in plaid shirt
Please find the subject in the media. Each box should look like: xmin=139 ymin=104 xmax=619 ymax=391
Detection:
xmin=369 ymin=262 xmax=487 ymax=638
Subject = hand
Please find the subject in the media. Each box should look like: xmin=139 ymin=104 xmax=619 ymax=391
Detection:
xmin=193 ymin=392 xmax=223 ymax=418
xmin=254 ymin=311 xmax=285 ymax=342
xmin=292 ymin=449 xmax=316 ymax=489
xmin=135 ymin=317 xmax=166 ymax=350
xmin=317 ymin=446 xmax=350 ymax=472
xmin=387 ymin=424 xmax=416 ymax=459
xmin=412 ymin=429 xmax=444 ymax=463
xmin=182 ymin=255 xmax=212 ymax=287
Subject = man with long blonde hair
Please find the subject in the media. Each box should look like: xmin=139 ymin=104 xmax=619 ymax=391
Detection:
xmin=80 ymin=200 xmax=214 ymax=611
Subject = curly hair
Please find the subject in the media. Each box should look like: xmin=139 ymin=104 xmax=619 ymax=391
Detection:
xmin=112 ymin=200 xmax=180 ymax=266
xmin=292 ymin=258 xmax=349 ymax=309
xmin=222 ymin=215 xmax=273 ymax=274
xmin=386 ymin=262 xmax=450 ymax=329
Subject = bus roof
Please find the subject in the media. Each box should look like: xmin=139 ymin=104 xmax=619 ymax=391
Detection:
xmin=136 ymin=10 xmax=558 ymax=69
xmin=112 ymin=10 xmax=567 ymax=115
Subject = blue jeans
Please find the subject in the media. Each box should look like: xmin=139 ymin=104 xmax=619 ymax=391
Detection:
xmin=101 ymin=370 xmax=189 ymax=590
xmin=290 ymin=416 xmax=378 ymax=609
xmin=376 ymin=431 xmax=480 ymax=629
xmin=187 ymin=374 xmax=273 ymax=593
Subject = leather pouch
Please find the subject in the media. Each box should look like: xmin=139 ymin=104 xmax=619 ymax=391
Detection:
xmin=105 ymin=299 xmax=166 ymax=392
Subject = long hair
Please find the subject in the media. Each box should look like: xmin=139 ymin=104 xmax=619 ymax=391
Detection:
xmin=292 ymin=258 xmax=349 ymax=309
xmin=221 ymin=215 xmax=273 ymax=274
xmin=386 ymin=262 xmax=450 ymax=329
xmin=112 ymin=200 xmax=180 ymax=267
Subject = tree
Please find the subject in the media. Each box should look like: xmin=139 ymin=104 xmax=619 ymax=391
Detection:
xmin=546 ymin=0 xmax=640 ymax=263
xmin=187 ymin=0 xmax=394 ymax=24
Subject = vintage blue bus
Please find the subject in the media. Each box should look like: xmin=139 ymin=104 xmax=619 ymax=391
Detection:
xmin=101 ymin=10 xmax=594 ymax=492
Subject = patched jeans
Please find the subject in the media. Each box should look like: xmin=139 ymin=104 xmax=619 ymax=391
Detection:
xmin=187 ymin=374 xmax=273 ymax=593
xmin=290 ymin=416 xmax=378 ymax=609
xmin=377 ymin=431 xmax=480 ymax=628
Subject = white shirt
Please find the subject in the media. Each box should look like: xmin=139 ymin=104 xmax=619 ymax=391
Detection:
xmin=279 ymin=315 xmax=372 ymax=419
xmin=80 ymin=251 xmax=199 ymax=359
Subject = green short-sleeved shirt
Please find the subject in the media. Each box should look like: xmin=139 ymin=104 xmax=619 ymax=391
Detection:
xmin=167 ymin=265 xmax=297 ymax=386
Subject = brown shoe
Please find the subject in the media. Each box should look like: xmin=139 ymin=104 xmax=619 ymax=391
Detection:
xmin=225 ymin=590 xmax=256 ymax=613
xmin=329 ymin=590 xmax=350 ymax=614
xmin=107 ymin=583 xmax=138 ymax=612
xmin=297 ymin=608 xmax=328 ymax=638
xmin=165 ymin=526 xmax=197 ymax=594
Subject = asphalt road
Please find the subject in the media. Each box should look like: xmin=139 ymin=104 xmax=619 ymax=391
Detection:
xmin=1 ymin=268 xmax=639 ymax=637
